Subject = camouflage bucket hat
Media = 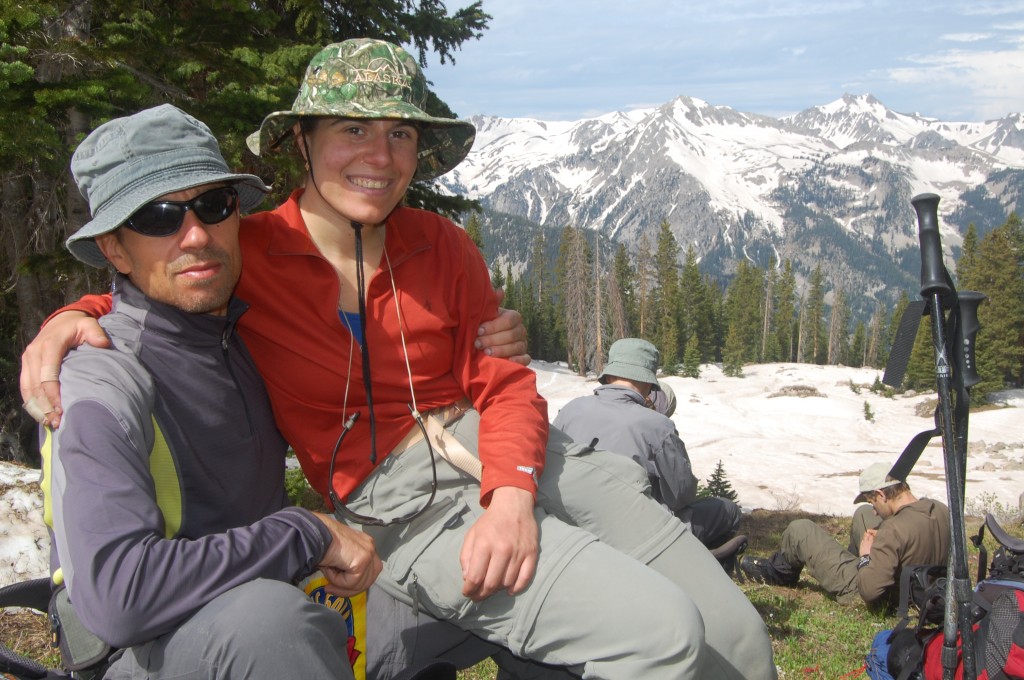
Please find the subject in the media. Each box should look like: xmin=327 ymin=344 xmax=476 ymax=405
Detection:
xmin=247 ymin=38 xmax=476 ymax=182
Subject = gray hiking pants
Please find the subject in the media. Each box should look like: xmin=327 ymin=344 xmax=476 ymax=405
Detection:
xmin=103 ymin=579 xmax=354 ymax=680
xmin=780 ymin=505 xmax=882 ymax=605
xmin=342 ymin=410 xmax=777 ymax=680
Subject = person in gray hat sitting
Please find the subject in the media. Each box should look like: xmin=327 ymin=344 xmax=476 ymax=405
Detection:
xmin=740 ymin=462 xmax=950 ymax=607
xmin=553 ymin=338 xmax=743 ymax=555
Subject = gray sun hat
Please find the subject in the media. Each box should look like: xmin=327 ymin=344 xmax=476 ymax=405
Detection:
xmin=853 ymin=462 xmax=903 ymax=504
xmin=599 ymin=338 xmax=660 ymax=386
xmin=68 ymin=104 xmax=270 ymax=269
xmin=246 ymin=38 xmax=476 ymax=182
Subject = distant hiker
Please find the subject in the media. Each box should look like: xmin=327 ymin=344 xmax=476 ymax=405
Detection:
xmin=553 ymin=338 xmax=743 ymax=554
xmin=23 ymin=40 xmax=776 ymax=680
xmin=740 ymin=462 xmax=950 ymax=607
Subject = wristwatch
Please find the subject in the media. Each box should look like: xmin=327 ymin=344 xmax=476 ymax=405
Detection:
xmin=857 ymin=555 xmax=871 ymax=569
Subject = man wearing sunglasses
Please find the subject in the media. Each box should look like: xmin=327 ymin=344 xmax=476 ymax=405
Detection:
xmin=36 ymin=104 xmax=452 ymax=680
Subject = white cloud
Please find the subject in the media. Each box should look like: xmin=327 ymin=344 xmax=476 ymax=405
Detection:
xmin=887 ymin=46 xmax=1024 ymax=118
xmin=427 ymin=0 xmax=1024 ymax=122
xmin=961 ymin=1 xmax=1024 ymax=17
xmin=941 ymin=32 xmax=994 ymax=42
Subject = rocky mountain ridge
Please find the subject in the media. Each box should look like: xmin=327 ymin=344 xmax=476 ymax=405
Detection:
xmin=440 ymin=93 xmax=1024 ymax=317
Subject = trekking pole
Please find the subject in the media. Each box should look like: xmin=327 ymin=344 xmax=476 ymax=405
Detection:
xmin=912 ymin=193 xmax=977 ymax=680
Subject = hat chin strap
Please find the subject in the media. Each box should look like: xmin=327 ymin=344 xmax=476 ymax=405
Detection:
xmin=301 ymin=133 xmax=365 ymax=232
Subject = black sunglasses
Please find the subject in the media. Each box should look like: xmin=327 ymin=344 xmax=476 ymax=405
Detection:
xmin=125 ymin=186 xmax=239 ymax=237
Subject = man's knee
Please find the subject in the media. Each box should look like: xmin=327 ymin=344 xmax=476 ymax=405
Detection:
xmin=781 ymin=518 xmax=819 ymax=547
xmin=205 ymin=580 xmax=351 ymax=673
xmin=779 ymin=518 xmax=823 ymax=565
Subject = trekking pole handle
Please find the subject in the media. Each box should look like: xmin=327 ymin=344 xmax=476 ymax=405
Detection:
xmin=957 ymin=291 xmax=986 ymax=389
xmin=912 ymin=193 xmax=952 ymax=296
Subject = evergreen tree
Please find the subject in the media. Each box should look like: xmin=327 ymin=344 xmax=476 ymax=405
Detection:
xmin=903 ymin=322 xmax=935 ymax=392
xmin=464 ymin=211 xmax=485 ymax=250
xmin=827 ymin=288 xmax=850 ymax=365
xmin=555 ymin=224 xmax=593 ymax=375
xmin=678 ymin=247 xmax=704 ymax=355
xmin=804 ymin=265 xmax=827 ymax=364
xmin=681 ymin=334 xmax=702 ymax=378
xmin=723 ymin=259 xmax=763 ymax=364
xmin=957 ymin=224 xmax=979 ymax=283
xmin=850 ymin=321 xmax=866 ymax=368
xmin=677 ymin=246 xmax=720 ymax=363
xmin=721 ymin=324 xmax=746 ymax=378
xmin=865 ymin=303 xmax=886 ymax=369
xmin=612 ymin=243 xmax=636 ymax=336
xmin=707 ymin=278 xmax=727 ymax=363
xmin=774 ymin=260 xmax=797 ymax=362
xmin=635 ymin=234 xmax=653 ymax=337
xmin=760 ymin=262 xmax=779 ymax=363
xmin=704 ymin=461 xmax=739 ymax=502
xmin=958 ymin=214 xmax=1024 ymax=395
xmin=525 ymin=229 xmax=566 ymax=362
xmin=652 ymin=221 xmax=681 ymax=371
xmin=490 ymin=266 xmax=504 ymax=290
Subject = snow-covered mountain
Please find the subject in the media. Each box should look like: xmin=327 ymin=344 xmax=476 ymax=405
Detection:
xmin=441 ymin=93 xmax=1024 ymax=317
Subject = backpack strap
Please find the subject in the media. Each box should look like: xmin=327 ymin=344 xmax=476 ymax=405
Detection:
xmin=973 ymin=519 xmax=989 ymax=583
xmin=985 ymin=514 xmax=1024 ymax=555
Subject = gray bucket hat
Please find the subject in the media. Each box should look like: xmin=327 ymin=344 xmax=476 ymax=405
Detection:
xmin=853 ymin=462 xmax=902 ymax=504
xmin=246 ymin=38 xmax=476 ymax=182
xmin=68 ymin=104 xmax=270 ymax=268
xmin=599 ymin=338 xmax=660 ymax=385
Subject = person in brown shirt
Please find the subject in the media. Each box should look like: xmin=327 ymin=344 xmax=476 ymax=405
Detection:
xmin=739 ymin=463 xmax=950 ymax=606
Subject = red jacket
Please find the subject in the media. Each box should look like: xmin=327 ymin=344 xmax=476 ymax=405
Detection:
xmin=65 ymin=190 xmax=548 ymax=506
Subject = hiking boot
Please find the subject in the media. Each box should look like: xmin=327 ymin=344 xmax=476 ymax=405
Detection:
xmin=739 ymin=554 xmax=800 ymax=586
xmin=710 ymin=534 xmax=748 ymax=578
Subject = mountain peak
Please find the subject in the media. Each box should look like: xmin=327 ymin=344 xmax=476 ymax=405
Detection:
xmin=454 ymin=92 xmax=1023 ymax=322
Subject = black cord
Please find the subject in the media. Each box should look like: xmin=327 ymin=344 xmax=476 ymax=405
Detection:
xmin=351 ymin=222 xmax=379 ymax=465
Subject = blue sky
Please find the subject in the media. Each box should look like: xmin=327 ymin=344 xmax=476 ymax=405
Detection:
xmin=424 ymin=0 xmax=1024 ymax=122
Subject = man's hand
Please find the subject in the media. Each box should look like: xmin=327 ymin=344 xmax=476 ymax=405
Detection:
xmin=313 ymin=513 xmax=383 ymax=597
xmin=20 ymin=311 xmax=111 ymax=429
xmin=859 ymin=528 xmax=878 ymax=557
xmin=459 ymin=486 xmax=538 ymax=601
xmin=475 ymin=290 xmax=530 ymax=366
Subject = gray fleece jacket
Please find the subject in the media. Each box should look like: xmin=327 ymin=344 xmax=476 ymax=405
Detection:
xmin=552 ymin=384 xmax=698 ymax=512
xmin=44 ymin=275 xmax=330 ymax=648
